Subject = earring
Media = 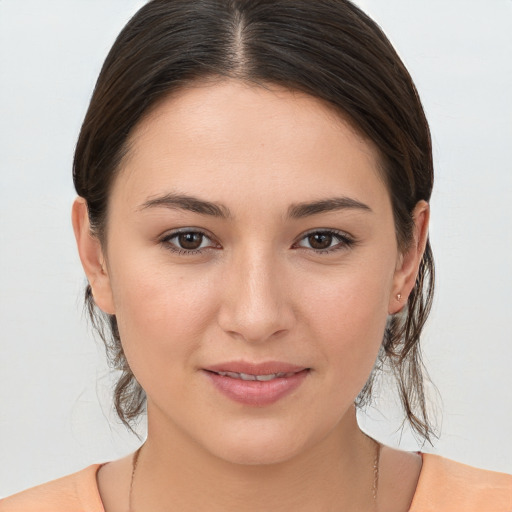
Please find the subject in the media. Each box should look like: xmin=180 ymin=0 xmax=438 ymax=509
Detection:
xmin=396 ymin=293 xmax=402 ymax=302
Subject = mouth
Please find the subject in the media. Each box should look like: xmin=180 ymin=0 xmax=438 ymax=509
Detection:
xmin=208 ymin=370 xmax=300 ymax=381
xmin=204 ymin=360 xmax=308 ymax=375
xmin=203 ymin=362 xmax=310 ymax=406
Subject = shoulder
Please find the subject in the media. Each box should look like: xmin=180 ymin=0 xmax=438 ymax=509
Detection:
xmin=0 ymin=465 xmax=104 ymax=512
xmin=409 ymin=453 xmax=512 ymax=512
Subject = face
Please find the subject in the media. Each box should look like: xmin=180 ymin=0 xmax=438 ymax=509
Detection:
xmin=76 ymin=80 xmax=423 ymax=465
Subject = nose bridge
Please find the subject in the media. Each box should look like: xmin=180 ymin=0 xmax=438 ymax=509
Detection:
xmin=218 ymin=244 xmax=292 ymax=342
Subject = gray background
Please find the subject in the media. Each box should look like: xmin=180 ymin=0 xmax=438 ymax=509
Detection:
xmin=1 ymin=0 xmax=511 ymax=497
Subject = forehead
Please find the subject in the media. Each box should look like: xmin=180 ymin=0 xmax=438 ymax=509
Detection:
xmin=113 ymin=80 xmax=388 ymax=212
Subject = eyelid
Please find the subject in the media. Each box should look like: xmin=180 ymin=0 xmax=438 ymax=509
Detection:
xmin=293 ymin=228 xmax=356 ymax=253
xmin=159 ymin=227 xmax=220 ymax=253
xmin=158 ymin=227 xmax=355 ymax=255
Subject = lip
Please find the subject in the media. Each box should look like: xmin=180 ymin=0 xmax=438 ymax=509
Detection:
xmin=205 ymin=361 xmax=307 ymax=375
xmin=203 ymin=361 xmax=310 ymax=406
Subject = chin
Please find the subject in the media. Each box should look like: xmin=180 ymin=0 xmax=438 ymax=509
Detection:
xmin=213 ymin=441 xmax=304 ymax=466
xmin=200 ymin=419 xmax=322 ymax=467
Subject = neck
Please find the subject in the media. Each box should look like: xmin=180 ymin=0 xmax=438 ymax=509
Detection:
xmin=132 ymin=404 xmax=378 ymax=512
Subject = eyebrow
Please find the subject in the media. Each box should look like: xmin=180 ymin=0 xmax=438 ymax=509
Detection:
xmin=287 ymin=197 xmax=372 ymax=218
xmin=139 ymin=193 xmax=231 ymax=218
xmin=139 ymin=193 xmax=372 ymax=219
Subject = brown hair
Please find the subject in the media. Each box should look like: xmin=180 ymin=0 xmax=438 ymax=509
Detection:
xmin=74 ymin=0 xmax=436 ymax=441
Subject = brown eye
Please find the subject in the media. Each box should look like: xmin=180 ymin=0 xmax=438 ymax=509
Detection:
xmin=295 ymin=230 xmax=354 ymax=253
xmin=178 ymin=232 xmax=204 ymax=250
xmin=308 ymin=233 xmax=333 ymax=250
xmin=162 ymin=230 xmax=216 ymax=253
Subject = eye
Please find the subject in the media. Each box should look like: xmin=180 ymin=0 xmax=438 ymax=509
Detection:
xmin=161 ymin=229 xmax=217 ymax=254
xmin=295 ymin=230 xmax=354 ymax=253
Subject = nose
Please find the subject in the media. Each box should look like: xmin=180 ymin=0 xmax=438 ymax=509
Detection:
xmin=217 ymin=248 xmax=295 ymax=343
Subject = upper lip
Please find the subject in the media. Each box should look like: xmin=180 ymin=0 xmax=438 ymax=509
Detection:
xmin=204 ymin=361 xmax=308 ymax=376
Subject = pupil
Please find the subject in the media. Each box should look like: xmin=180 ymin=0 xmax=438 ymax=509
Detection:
xmin=179 ymin=233 xmax=202 ymax=250
xmin=309 ymin=233 xmax=332 ymax=250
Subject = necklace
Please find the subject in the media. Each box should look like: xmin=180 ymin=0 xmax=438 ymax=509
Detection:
xmin=129 ymin=446 xmax=141 ymax=512
xmin=129 ymin=440 xmax=381 ymax=511
xmin=372 ymin=439 xmax=381 ymax=504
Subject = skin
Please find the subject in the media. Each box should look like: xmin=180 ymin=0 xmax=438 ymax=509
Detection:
xmin=73 ymin=80 xmax=428 ymax=512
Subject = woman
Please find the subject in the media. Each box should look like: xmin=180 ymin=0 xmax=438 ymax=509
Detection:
xmin=1 ymin=0 xmax=511 ymax=510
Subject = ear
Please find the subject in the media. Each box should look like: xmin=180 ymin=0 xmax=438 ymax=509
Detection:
xmin=388 ymin=200 xmax=430 ymax=315
xmin=71 ymin=197 xmax=115 ymax=315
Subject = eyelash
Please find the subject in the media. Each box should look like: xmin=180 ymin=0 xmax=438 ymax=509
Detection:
xmin=160 ymin=229 xmax=218 ymax=255
xmin=293 ymin=229 xmax=356 ymax=254
xmin=160 ymin=229 xmax=355 ymax=255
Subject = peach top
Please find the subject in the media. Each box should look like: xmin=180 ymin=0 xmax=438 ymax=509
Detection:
xmin=1 ymin=454 xmax=511 ymax=511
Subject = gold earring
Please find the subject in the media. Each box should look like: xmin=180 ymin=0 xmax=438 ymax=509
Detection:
xmin=396 ymin=293 xmax=402 ymax=301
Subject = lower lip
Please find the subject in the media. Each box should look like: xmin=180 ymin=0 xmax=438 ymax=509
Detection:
xmin=205 ymin=370 xmax=309 ymax=406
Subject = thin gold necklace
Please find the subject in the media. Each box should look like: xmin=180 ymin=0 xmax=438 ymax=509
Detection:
xmin=129 ymin=440 xmax=381 ymax=511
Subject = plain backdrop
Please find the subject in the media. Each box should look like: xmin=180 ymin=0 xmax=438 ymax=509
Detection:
xmin=1 ymin=0 xmax=511 ymax=498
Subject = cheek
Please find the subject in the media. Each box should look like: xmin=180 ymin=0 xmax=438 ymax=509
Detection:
xmin=108 ymin=256 xmax=219 ymax=385
xmin=301 ymin=260 xmax=393 ymax=392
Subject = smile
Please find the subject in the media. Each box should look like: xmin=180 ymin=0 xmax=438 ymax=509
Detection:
xmin=212 ymin=371 xmax=298 ymax=381
xmin=204 ymin=363 xmax=310 ymax=406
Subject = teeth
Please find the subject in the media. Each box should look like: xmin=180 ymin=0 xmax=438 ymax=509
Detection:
xmin=255 ymin=374 xmax=276 ymax=381
xmin=215 ymin=371 xmax=296 ymax=380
